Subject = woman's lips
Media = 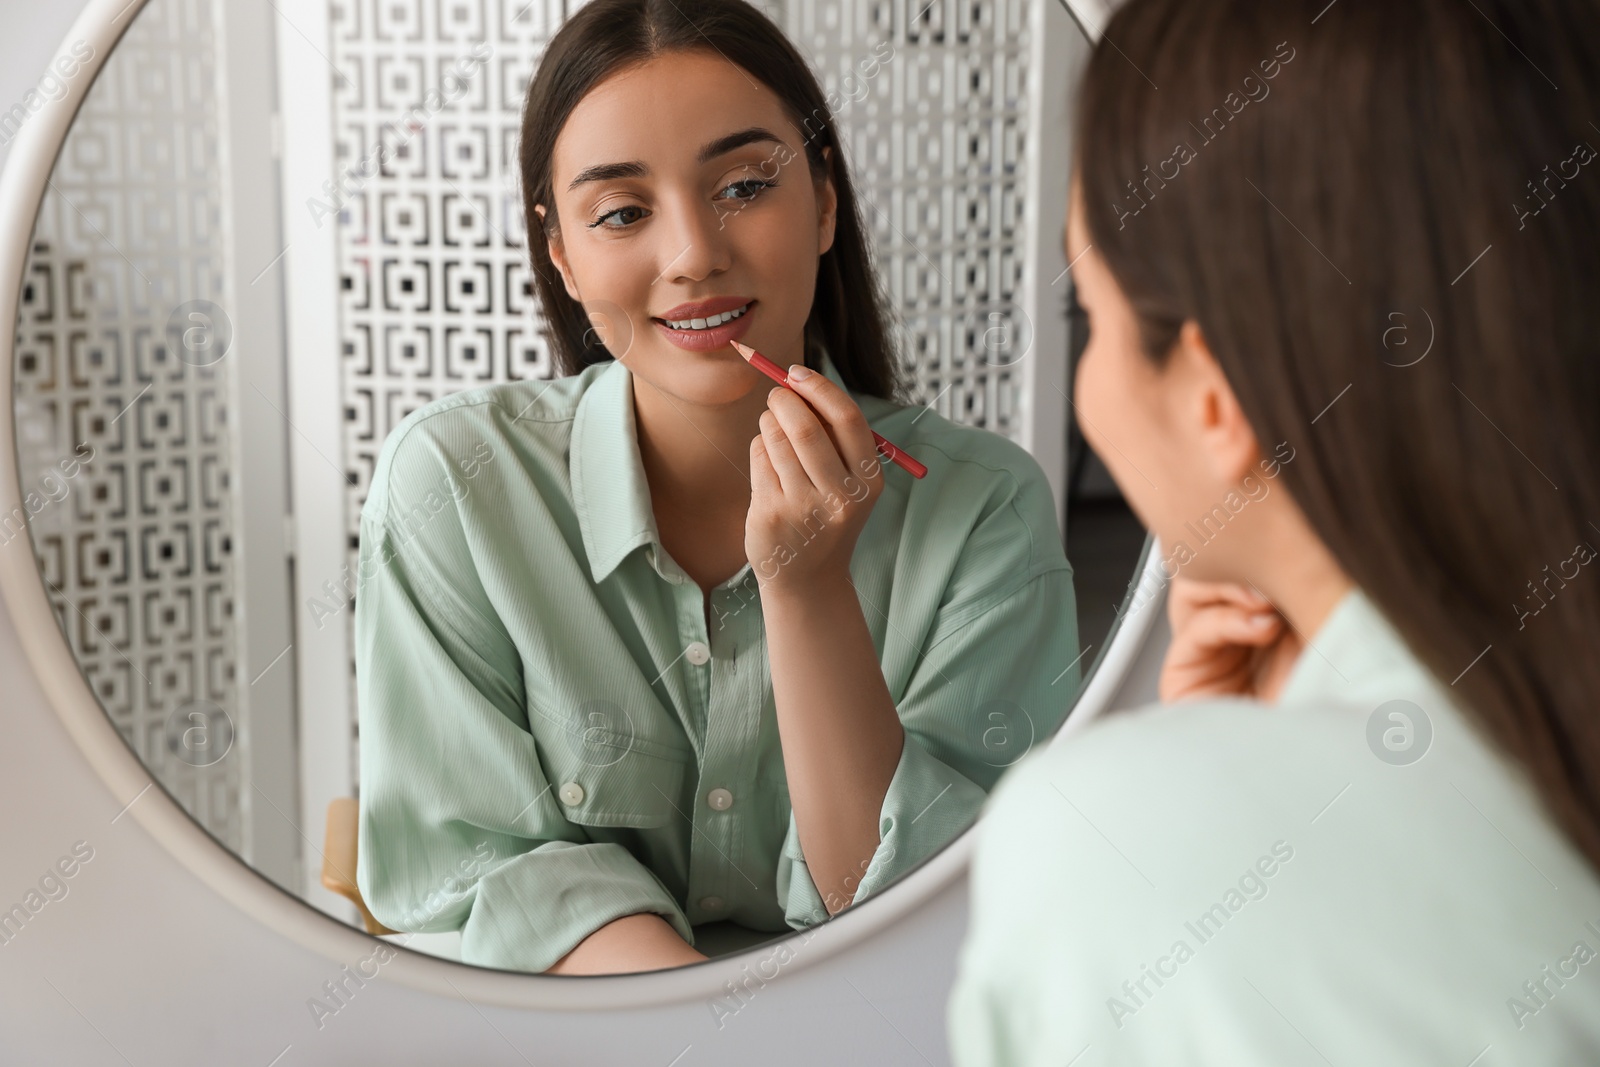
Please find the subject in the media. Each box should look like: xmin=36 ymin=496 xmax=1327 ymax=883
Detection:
xmin=651 ymin=301 xmax=756 ymax=352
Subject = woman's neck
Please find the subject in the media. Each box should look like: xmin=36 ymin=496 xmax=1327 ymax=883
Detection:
xmin=1253 ymin=550 xmax=1354 ymax=650
xmin=1240 ymin=500 xmax=1356 ymax=651
xmin=630 ymin=369 xmax=770 ymax=519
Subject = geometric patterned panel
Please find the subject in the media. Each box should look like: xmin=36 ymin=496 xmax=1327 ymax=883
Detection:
xmin=788 ymin=0 xmax=1032 ymax=434
xmin=325 ymin=0 xmax=1041 ymax=787
xmin=11 ymin=0 xmax=246 ymax=852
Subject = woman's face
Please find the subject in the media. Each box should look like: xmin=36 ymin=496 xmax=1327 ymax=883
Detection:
xmin=1067 ymin=178 xmax=1251 ymax=580
xmin=539 ymin=49 xmax=837 ymax=408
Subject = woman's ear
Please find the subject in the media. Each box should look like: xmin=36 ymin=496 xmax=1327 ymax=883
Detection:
xmin=1172 ymin=320 xmax=1262 ymax=486
xmin=816 ymin=145 xmax=838 ymax=257
xmin=534 ymin=203 xmax=581 ymax=302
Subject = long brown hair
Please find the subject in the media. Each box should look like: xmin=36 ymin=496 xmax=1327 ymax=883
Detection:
xmin=1076 ymin=0 xmax=1600 ymax=870
xmin=517 ymin=0 xmax=904 ymax=400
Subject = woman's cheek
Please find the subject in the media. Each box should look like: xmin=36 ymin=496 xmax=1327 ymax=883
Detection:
xmin=1077 ymin=344 xmax=1183 ymax=552
xmin=1075 ymin=343 xmax=1145 ymax=490
xmin=1074 ymin=340 xmax=1116 ymax=434
xmin=748 ymin=229 xmax=807 ymax=331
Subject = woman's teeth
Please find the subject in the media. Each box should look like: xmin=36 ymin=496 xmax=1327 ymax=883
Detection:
xmin=662 ymin=303 xmax=749 ymax=331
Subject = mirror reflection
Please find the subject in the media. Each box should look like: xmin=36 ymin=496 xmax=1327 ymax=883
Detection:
xmin=9 ymin=0 xmax=1147 ymax=975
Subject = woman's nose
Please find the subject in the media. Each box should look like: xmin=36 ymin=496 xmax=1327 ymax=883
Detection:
xmin=655 ymin=193 xmax=735 ymax=284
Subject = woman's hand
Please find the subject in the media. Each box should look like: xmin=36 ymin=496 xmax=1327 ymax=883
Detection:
xmin=746 ymin=367 xmax=885 ymax=596
xmin=1159 ymin=577 xmax=1301 ymax=703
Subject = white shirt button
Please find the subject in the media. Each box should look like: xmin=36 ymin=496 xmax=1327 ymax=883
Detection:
xmin=558 ymin=782 xmax=585 ymax=806
xmin=707 ymin=787 xmax=734 ymax=811
xmin=685 ymin=641 xmax=711 ymax=665
xmin=699 ymin=895 xmax=724 ymax=911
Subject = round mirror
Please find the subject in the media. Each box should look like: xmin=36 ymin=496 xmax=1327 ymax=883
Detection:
xmin=1 ymin=0 xmax=1158 ymax=1001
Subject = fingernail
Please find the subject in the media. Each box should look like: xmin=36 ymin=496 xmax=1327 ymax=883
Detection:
xmin=1251 ymin=612 xmax=1275 ymax=626
xmin=787 ymin=364 xmax=812 ymax=381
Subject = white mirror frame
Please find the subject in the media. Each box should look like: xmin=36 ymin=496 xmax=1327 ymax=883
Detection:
xmin=0 ymin=0 xmax=1165 ymax=1011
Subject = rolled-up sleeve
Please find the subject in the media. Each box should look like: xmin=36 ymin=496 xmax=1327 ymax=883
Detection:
xmin=353 ymin=433 xmax=693 ymax=973
xmin=777 ymin=566 xmax=1081 ymax=927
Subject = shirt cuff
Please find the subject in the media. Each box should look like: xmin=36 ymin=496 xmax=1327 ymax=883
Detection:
xmin=777 ymin=729 xmax=988 ymax=926
xmin=451 ymin=841 xmax=695 ymax=973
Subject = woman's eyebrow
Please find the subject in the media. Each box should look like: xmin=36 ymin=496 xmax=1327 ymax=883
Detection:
xmin=565 ymin=126 xmax=787 ymax=191
xmin=696 ymin=126 xmax=786 ymax=164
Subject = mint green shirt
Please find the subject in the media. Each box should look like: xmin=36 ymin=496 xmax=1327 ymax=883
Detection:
xmin=353 ymin=351 xmax=1081 ymax=973
xmin=948 ymin=586 xmax=1600 ymax=1064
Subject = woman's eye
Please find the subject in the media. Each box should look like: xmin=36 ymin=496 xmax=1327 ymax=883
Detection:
xmin=718 ymin=178 xmax=777 ymax=202
xmin=588 ymin=204 xmax=646 ymax=230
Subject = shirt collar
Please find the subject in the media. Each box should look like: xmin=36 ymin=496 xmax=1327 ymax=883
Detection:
xmin=571 ymin=350 xmax=852 ymax=585
xmin=1275 ymin=585 xmax=1441 ymax=707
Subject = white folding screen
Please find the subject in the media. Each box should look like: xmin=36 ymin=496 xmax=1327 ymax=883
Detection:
xmin=9 ymin=0 xmax=299 ymax=892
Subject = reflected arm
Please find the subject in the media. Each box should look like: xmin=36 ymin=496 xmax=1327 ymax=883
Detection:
xmin=765 ymin=444 xmax=1082 ymax=925
xmin=544 ymin=912 xmax=708 ymax=974
xmin=762 ymin=573 xmax=909 ymax=913
xmin=773 ymin=564 xmax=1082 ymax=927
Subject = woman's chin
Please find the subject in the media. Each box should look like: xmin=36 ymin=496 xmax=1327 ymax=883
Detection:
xmin=632 ymin=357 xmax=768 ymax=408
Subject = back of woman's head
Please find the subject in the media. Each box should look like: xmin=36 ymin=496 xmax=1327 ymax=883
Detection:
xmin=1076 ymin=0 xmax=1600 ymax=869
xmin=517 ymin=0 xmax=902 ymax=400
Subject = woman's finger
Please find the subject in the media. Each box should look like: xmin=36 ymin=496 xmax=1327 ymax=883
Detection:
xmin=1175 ymin=602 xmax=1284 ymax=656
xmin=1160 ymin=601 xmax=1285 ymax=702
xmin=1168 ymin=577 xmax=1273 ymax=629
xmin=766 ymin=387 xmax=851 ymax=497
xmin=1170 ymin=577 xmax=1272 ymax=612
xmin=1161 ymin=658 xmax=1256 ymax=703
xmin=758 ymin=406 xmax=808 ymax=498
xmin=780 ymin=365 xmax=878 ymax=469
xmin=749 ymin=433 xmax=781 ymax=502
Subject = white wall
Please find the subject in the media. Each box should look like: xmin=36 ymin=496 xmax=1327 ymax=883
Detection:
xmin=0 ymin=3 xmax=1169 ymax=1062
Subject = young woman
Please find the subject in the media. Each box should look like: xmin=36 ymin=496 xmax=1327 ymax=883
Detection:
xmin=352 ymin=0 xmax=1081 ymax=975
xmin=949 ymin=0 xmax=1600 ymax=1060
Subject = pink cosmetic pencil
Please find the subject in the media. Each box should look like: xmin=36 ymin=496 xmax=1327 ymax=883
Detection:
xmin=731 ymin=339 xmax=927 ymax=479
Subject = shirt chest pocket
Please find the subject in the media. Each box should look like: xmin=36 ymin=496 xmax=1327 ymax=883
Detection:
xmin=535 ymin=724 xmax=694 ymax=830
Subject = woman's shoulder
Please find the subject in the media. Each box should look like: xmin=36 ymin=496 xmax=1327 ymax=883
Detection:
xmin=380 ymin=365 xmax=606 ymax=457
xmin=966 ymin=688 xmax=1600 ymax=1057
xmin=983 ymin=686 xmax=1570 ymax=864
xmin=864 ymin=399 xmax=1065 ymax=577
xmin=365 ymin=365 xmax=609 ymax=520
xmin=977 ymin=586 xmax=1600 ymax=902
xmin=978 ymin=696 xmax=1361 ymax=859
xmin=873 ymin=397 xmax=1053 ymax=492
